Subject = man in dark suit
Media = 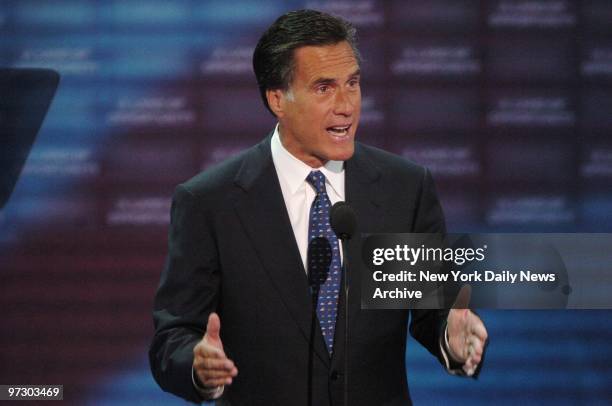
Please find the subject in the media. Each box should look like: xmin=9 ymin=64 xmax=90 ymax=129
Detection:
xmin=150 ymin=9 xmax=487 ymax=405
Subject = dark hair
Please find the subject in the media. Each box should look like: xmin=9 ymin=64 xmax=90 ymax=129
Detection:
xmin=253 ymin=9 xmax=360 ymax=115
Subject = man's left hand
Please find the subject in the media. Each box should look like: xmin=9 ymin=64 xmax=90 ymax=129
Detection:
xmin=447 ymin=286 xmax=488 ymax=375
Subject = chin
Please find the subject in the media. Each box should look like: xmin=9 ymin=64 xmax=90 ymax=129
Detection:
xmin=328 ymin=145 xmax=355 ymax=162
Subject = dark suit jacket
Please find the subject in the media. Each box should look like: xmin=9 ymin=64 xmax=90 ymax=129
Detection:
xmin=149 ymin=135 xmax=450 ymax=405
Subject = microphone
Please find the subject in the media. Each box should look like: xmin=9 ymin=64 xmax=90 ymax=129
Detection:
xmin=330 ymin=202 xmax=356 ymax=406
xmin=330 ymin=202 xmax=356 ymax=241
xmin=307 ymin=237 xmax=332 ymax=304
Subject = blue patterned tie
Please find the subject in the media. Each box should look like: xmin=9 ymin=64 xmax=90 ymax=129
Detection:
xmin=306 ymin=170 xmax=342 ymax=355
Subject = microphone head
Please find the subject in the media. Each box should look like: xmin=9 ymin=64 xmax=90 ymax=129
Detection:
xmin=330 ymin=201 xmax=357 ymax=240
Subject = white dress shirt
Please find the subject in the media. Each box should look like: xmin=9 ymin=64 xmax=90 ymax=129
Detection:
xmin=271 ymin=124 xmax=345 ymax=271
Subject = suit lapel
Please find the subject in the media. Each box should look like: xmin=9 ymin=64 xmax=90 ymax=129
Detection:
xmin=233 ymin=136 xmax=331 ymax=367
xmin=331 ymin=143 xmax=383 ymax=369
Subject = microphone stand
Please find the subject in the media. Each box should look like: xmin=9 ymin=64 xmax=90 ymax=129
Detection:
xmin=340 ymin=237 xmax=350 ymax=406
xmin=308 ymin=288 xmax=317 ymax=406
xmin=330 ymin=201 xmax=356 ymax=406
xmin=307 ymin=238 xmax=331 ymax=406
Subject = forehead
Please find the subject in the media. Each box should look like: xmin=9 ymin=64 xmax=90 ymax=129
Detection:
xmin=292 ymin=41 xmax=359 ymax=84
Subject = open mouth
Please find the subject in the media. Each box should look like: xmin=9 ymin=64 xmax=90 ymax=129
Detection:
xmin=326 ymin=124 xmax=351 ymax=137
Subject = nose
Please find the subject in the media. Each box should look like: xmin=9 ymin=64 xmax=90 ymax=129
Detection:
xmin=333 ymin=87 xmax=355 ymax=116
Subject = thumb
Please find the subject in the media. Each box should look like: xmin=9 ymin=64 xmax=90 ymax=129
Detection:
xmin=205 ymin=312 xmax=222 ymax=343
xmin=452 ymin=284 xmax=472 ymax=310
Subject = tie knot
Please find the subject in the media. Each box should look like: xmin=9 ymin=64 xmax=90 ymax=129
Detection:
xmin=306 ymin=171 xmax=327 ymax=194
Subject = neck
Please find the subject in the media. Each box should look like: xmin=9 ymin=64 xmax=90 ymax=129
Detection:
xmin=278 ymin=124 xmax=327 ymax=168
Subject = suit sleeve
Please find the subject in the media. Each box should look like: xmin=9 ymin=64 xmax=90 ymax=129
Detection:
xmin=408 ymin=168 xmax=451 ymax=366
xmin=149 ymin=184 xmax=221 ymax=403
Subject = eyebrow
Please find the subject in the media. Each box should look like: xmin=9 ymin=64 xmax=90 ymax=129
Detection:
xmin=311 ymin=69 xmax=361 ymax=87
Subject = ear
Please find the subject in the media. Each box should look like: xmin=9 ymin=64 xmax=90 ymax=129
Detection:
xmin=266 ymin=89 xmax=286 ymax=118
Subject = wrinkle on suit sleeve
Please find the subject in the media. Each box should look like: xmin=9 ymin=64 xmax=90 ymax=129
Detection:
xmin=149 ymin=184 xmax=222 ymax=403
xmin=408 ymin=167 xmax=450 ymax=367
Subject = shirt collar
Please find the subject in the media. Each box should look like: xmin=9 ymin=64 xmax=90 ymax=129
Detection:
xmin=271 ymin=124 xmax=345 ymax=198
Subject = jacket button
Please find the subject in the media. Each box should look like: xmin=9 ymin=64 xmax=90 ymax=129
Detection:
xmin=330 ymin=371 xmax=339 ymax=381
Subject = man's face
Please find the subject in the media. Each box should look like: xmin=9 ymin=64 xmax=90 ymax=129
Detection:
xmin=269 ymin=41 xmax=361 ymax=168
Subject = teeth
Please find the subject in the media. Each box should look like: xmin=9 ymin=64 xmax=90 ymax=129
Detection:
xmin=328 ymin=125 xmax=350 ymax=135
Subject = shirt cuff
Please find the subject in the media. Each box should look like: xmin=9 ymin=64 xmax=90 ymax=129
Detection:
xmin=192 ymin=366 xmax=225 ymax=400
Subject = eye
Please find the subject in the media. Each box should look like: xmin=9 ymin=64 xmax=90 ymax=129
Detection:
xmin=348 ymin=78 xmax=360 ymax=88
xmin=317 ymin=85 xmax=330 ymax=94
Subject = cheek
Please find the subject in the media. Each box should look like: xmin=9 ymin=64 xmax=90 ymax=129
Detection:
xmin=302 ymin=105 xmax=330 ymax=128
xmin=290 ymin=97 xmax=334 ymax=133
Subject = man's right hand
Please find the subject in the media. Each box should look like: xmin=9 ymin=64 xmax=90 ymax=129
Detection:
xmin=193 ymin=312 xmax=239 ymax=388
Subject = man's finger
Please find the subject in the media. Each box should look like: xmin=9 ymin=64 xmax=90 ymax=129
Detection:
xmin=199 ymin=376 xmax=234 ymax=387
xmin=193 ymin=357 xmax=228 ymax=372
xmin=468 ymin=314 xmax=488 ymax=341
xmin=201 ymin=365 xmax=237 ymax=378
xmin=206 ymin=312 xmax=222 ymax=341
xmin=199 ymin=368 xmax=235 ymax=379
xmin=468 ymin=335 xmax=484 ymax=353
xmin=463 ymin=359 xmax=476 ymax=376
xmin=199 ymin=358 xmax=236 ymax=372
xmin=468 ymin=343 xmax=482 ymax=363
xmin=452 ymin=284 xmax=472 ymax=309
xmin=194 ymin=342 xmax=225 ymax=359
